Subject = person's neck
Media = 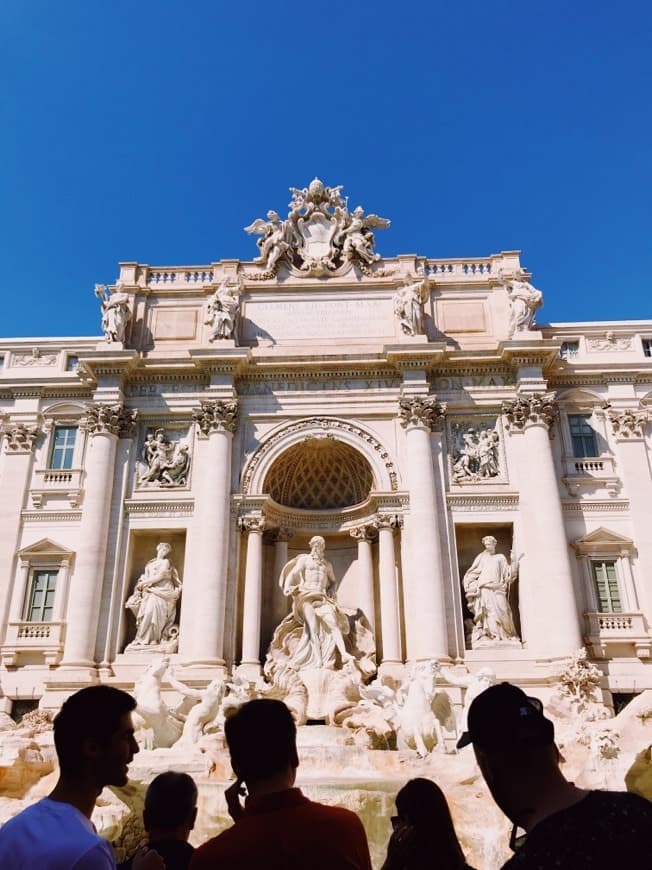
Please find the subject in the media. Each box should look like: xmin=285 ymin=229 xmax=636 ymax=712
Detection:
xmin=48 ymin=774 xmax=102 ymax=820
xmin=519 ymin=775 xmax=588 ymax=832
xmin=246 ymin=770 xmax=296 ymax=801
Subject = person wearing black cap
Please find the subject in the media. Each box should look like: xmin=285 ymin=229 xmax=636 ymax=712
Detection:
xmin=457 ymin=682 xmax=652 ymax=869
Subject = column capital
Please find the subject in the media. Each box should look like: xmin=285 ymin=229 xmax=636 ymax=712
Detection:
xmin=238 ymin=513 xmax=267 ymax=534
xmin=398 ymin=396 xmax=447 ymax=431
xmin=193 ymin=398 xmax=239 ymax=435
xmin=373 ymin=513 xmax=403 ymax=531
xmin=607 ymin=408 xmax=648 ymax=441
xmin=265 ymin=526 xmax=294 ymax=544
xmin=83 ymin=402 xmax=137 ymax=438
xmin=349 ymin=524 xmax=377 ymax=543
xmin=502 ymin=392 xmax=557 ymax=432
xmin=3 ymin=422 xmax=41 ymax=453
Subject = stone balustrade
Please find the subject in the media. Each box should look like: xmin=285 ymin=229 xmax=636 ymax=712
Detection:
xmin=584 ymin=611 xmax=651 ymax=660
xmin=1 ymin=620 xmax=65 ymax=667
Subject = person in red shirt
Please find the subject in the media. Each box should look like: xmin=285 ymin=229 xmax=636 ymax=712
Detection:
xmin=190 ymin=698 xmax=372 ymax=870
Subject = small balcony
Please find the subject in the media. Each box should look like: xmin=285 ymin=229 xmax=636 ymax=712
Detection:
xmin=30 ymin=468 xmax=84 ymax=509
xmin=584 ymin=611 xmax=651 ymax=660
xmin=1 ymin=621 xmax=65 ymax=667
xmin=561 ymin=455 xmax=620 ymax=497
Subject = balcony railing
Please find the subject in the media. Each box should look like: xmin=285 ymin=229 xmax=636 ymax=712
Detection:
xmin=584 ymin=611 xmax=651 ymax=659
xmin=562 ymin=455 xmax=620 ymax=497
xmin=30 ymin=468 xmax=83 ymax=508
xmin=1 ymin=620 xmax=65 ymax=666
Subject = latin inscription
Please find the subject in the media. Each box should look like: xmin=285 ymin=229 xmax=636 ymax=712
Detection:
xmin=242 ymin=298 xmax=391 ymax=341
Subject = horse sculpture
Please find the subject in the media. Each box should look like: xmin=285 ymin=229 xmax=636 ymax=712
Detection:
xmin=395 ymin=660 xmax=446 ymax=757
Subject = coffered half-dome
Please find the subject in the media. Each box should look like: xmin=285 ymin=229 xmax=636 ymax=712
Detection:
xmin=263 ymin=437 xmax=374 ymax=510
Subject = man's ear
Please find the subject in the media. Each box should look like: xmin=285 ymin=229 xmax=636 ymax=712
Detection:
xmin=189 ymin=806 xmax=198 ymax=831
xmin=80 ymin=735 xmax=102 ymax=763
xmin=290 ymin=746 xmax=299 ymax=769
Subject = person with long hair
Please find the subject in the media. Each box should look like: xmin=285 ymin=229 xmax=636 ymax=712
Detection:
xmin=382 ymin=778 xmax=472 ymax=870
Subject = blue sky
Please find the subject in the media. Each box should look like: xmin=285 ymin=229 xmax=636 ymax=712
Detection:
xmin=1 ymin=1 xmax=650 ymax=337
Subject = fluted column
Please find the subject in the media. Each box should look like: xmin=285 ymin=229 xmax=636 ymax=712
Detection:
xmin=239 ymin=515 xmax=266 ymax=675
xmin=0 ymin=423 xmax=41 ymax=641
xmin=399 ymin=396 xmax=449 ymax=660
xmin=179 ymin=399 xmax=239 ymax=666
xmin=61 ymin=404 xmax=136 ymax=669
xmin=503 ymin=394 xmax=582 ymax=657
xmin=607 ymin=408 xmax=652 ymax=617
xmin=373 ymin=514 xmax=402 ymax=665
xmin=349 ymin=525 xmax=377 ymax=632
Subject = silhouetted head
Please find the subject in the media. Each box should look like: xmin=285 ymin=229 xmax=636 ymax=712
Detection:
xmin=225 ymin=699 xmax=299 ymax=787
xmin=457 ymin=682 xmax=560 ymax=827
xmin=393 ymin=778 xmax=466 ymax=869
xmin=53 ymin=686 xmax=138 ymax=787
xmin=144 ymin=771 xmax=198 ymax=840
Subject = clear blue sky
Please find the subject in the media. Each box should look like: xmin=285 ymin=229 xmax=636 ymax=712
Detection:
xmin=1 ymin=1 xmax=650 ymax=337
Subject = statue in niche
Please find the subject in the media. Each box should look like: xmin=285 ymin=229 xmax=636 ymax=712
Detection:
xmin=451 ymin=423 xmax=500 ymax=482
xmin=205 ymin=279 xmax=241 ymax=342
xmin=94 ymin=283 xmax=131 ymax=344
xmin=500 ymin=269 xmax=543 ymax=337
xmin=462 ymin=536 xmax=520 ymax=647
xmin=125 ymin=542 xmax=182 ymax=652
xmin=265 ymin=536 xmax=376 ymax=720
xmin=393 ymin=273 xmax=429 ymax=336
xmin=138 ymin=430 xmax=191 ymax=487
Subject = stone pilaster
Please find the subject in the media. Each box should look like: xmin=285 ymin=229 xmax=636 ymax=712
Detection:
xmin=398 ymin=396 xmax=449 ymax=660
xmin=607 ymin=408 xmax=652 ymax=618
xmin=60 ymin=403 xmax=136 ymax=671
xmin=501 ymin=393 xmax=582 ymax=657
xmin=372 ymin=514 xmax=402 ymax=667
xmin=238 ymin=514 xmax=267 ymax=676
xmin=178 ymin=398 xmax=239 ymax=667
xmin=349 ymin=525 xmax=377 ymax=633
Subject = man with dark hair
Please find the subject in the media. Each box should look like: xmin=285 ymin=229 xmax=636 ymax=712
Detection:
xmin=191 ymin=698 xmax=372 ymax=869
xmin=0 ymin=685 xmax=162 ymax=869
xmin=457 ymin=682 xmax=652 ymax=868
xmin=120 ymin=772 xmax=197 ymax=870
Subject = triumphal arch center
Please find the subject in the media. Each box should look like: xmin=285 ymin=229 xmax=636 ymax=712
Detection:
xmin=1 ymin=177 xmax=651 ymax=724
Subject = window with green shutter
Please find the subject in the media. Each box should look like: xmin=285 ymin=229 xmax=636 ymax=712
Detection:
xmin=26 ymin=570 xmax=58 ymax=621
xmin=591 ymin=561 xmax=622 ymax=613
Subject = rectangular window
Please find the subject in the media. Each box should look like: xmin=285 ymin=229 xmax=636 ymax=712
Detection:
xmin=560 ymin=341 xmax=579 ymax=360
xmin=50 ymin=426 xmax=77 ymax=470
xmin=592 ymin=561 xmax=622 ymax=613
xmin=568 ymin=414 xmax=598 ymax=457
xmin=643 ymin=339 xmax=652 ymax=358
xmin=65 ymin=355 xmax=79 ymax=372
xmin=26 ymin=570 xmax=58 ymax=622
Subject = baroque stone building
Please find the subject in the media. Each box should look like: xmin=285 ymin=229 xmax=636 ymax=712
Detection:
xmin=0 ymin=179 xmax=651 ymax=715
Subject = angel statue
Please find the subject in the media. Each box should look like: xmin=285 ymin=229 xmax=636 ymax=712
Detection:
xmin=205 ymin=279 xmax=240 ymax=341
xmin=94 ymin=283 xmax=131 ymax=344
xmin=335 ymin=206 xmax=390 ymax=266
xmin=244 ymin=210 xmax=291 ymax=273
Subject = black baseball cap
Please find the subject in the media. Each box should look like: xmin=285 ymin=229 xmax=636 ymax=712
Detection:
xmin=456 ymin=682 xmax=554 ymax=751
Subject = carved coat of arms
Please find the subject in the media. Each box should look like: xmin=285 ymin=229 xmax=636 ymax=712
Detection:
xmin=244 ymin=177 xmax=390 ymax=278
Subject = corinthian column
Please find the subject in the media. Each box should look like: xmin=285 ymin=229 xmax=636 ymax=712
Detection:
xmin=398 ymin=396 xmax=449 ymax=660
xmin=607 ymin=409 xmax=652 ymax=616
xmin=373 ymin=514 xmax=402 ymax=667
xmin=349 ymin=525 xmax=377 ymax=633
xmin=0 ymin=424 xmax=41 ymax=640
xmin=238 ymin=515 xmax=267 ymax=677
xmin=179 ymin=399 xmax=238 ymax=667
xmin=61 ymin=404 xmax=137 ymax=670
xmin=502 ymin=394 xmax=582 ymax=657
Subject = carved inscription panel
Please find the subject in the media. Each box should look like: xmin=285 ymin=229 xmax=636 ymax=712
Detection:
xmin=241 ymin=297 xmax=393 ymax=343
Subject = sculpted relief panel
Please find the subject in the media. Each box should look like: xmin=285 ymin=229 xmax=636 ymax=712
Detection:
xmin=449 ymin=417 xmax=506 ymax=484
xmin=137 ymin=428 xmax=192 ymax=488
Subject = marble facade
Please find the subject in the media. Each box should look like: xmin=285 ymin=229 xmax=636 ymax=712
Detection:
xmin=0 ymin=180 xmax=651 ymax=722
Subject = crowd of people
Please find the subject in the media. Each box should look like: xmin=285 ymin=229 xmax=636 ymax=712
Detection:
xmin=0 ymin=681 xmax=650 ymax=869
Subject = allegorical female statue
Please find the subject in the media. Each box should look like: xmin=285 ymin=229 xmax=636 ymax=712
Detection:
xmin=463 ymin=536 xmax=520 ymax=646
xmin=125 ymin=542 xmax=182 ymax=652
